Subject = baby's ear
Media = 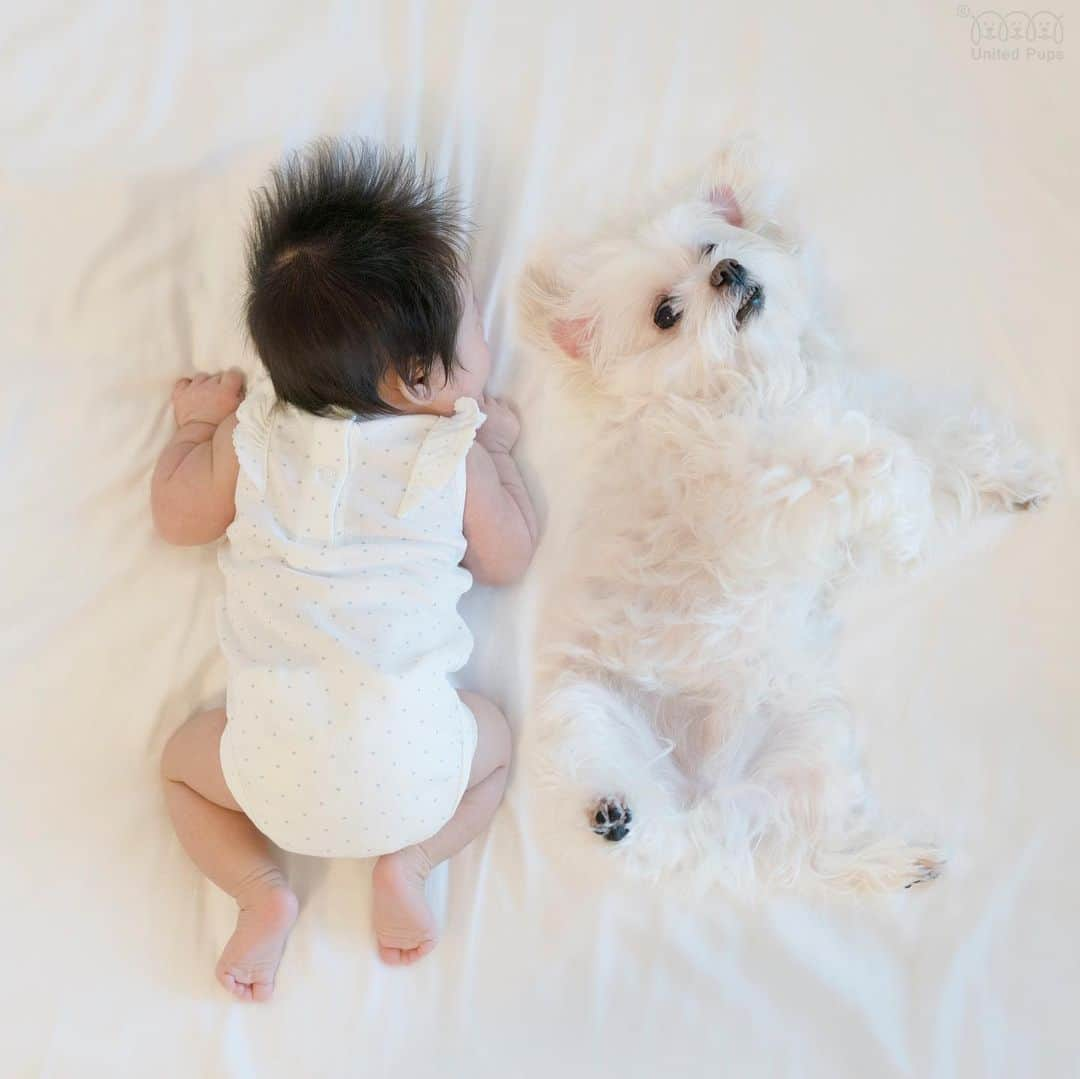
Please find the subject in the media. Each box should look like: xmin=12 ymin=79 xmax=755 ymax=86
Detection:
xmin=391 ymin=366 xmax=438 ymax=409
xmin=520 ymin=255 xmax=594 ymax=362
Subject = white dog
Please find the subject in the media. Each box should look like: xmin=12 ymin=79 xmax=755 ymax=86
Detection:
xmin=522 ymin=144 xmax=1054 ymax=894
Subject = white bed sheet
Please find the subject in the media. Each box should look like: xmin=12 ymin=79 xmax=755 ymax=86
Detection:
xmin=3 ymin=2 xmax=1079 ymax=1076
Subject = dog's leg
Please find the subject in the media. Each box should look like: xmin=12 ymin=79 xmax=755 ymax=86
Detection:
xmin=912 ymin=406 xmax=1055 ymax=522
xmin=538 ymin=677 xmax=689 ymax=863
xmin=810 ymin=835 xmax=946 ymax=893
xmin=827 ymin=364 xmax=1055 ymax=524
xmin=759 ymin=411 xmax=1049 ymax=575
xmin=835 ymin=413 xmax=1054 ymax=578
xmin=705 ymin=680 xmax=946 ymax=893
xmin=746 ymin=413 xmax=937 ymax=571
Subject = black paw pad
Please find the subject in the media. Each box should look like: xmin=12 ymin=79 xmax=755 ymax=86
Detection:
xmin=590 ymin=798 xmax=632 ymax=842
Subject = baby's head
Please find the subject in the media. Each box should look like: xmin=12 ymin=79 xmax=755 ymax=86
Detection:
xmin=245 ymin=138 xmax=490 ymax=418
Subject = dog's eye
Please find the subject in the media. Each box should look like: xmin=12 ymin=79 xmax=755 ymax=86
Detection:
xmin=701 ymin=243 xmax=716 ymax=257
xmin=653 ymin=298 xmax=681 ymax=330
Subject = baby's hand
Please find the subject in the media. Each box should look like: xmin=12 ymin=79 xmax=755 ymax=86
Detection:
xmin=171 ymin=370 xmax=246 ymax=429
xmin=477 ymin=395 xmax=521 ymax=454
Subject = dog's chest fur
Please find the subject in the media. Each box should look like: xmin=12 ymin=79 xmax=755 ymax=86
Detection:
xmin=556 ymin=390 xmax=844 ymax=702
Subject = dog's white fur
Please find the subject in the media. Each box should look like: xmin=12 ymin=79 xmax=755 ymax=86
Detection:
xmin=522 ymin=142 xmax=1054 ymax=894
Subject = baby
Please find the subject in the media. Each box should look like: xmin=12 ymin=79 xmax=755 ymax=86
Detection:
xmin=152 ymin=140 xmax=537 ymax=1001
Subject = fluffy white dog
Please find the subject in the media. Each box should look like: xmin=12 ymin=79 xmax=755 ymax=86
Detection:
xmin=522 ymin=144 xmax=1054 ymax=894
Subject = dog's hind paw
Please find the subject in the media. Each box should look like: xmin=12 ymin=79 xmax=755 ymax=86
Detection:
xmin=590 ymin=797 xmax=632 ymax=842
xmin=903 ymin=852 xmax=945 ymax=889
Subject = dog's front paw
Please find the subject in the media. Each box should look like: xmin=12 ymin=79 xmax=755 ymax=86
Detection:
xmin=590 ymin=797 xmax=632 ymax=842
xmin=1011 ymin=487 xmax=1052 ymax=513
xmin=815 ymin=838 xmax=946 ymax=893
xmin=990 ymin=446 xmax=1056 ymax=513
xmin=1006 ymin=457 xmax=1056 ymax=511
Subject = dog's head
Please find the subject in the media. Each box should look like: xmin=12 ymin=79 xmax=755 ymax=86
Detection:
xmin=522 ymin=143 xmax=810 ymax=399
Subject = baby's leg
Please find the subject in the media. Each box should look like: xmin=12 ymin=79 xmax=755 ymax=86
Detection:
xmin=372 ymin=691 xmax=511 ymax=965
xmin=161 ymin=709 xmax=298 ymax=1001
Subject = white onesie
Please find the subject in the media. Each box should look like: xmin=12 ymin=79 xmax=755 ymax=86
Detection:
xmin=217 ymin=379 xmax=485 ymax=859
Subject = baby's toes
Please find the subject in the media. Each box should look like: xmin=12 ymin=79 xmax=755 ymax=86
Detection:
xmin=218 ymin=962 xmax=276 ymax=1001
xmin=404 ymin=940 xmax=436 ymax=964
xmin=218 ymin=969 xmax=252 ymax=1001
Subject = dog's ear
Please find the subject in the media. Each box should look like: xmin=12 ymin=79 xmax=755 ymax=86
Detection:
xmin=699 ymin=134 xmax=777 ymax=231
xmin=550 ymin=316 xmax=594 ymax=361
xmin=706 ymin=184 xmax=744 ymax=228
xmin=520 ymin=255 xmax=595 ymax=362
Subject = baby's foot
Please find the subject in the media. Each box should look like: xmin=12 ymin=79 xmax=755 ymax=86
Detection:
xmin=372 ymin=847 xmax=438 ymax=966
xmin=216 ymin=881 xmax=299 ymax=1002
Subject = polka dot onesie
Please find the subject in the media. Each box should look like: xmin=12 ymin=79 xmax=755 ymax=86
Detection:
xmin=217 ymin=380 xmax=485 ymax=858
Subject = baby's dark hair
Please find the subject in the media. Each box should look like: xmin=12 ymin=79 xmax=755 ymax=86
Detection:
xmin=245 ymin=138 xmax=467 ymax=418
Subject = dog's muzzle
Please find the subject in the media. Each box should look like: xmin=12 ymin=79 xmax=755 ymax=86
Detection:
xmin=709 ymin=258 xmax=764 ymax=328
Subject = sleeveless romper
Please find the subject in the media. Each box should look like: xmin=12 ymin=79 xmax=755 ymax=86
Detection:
xmin=217 ymin=380 xmax=485 ymax=858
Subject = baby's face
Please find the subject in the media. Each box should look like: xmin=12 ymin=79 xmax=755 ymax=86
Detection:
xmin=434 ymin=281 xmax=491 ymax=405
xmin=387 ymin=280 xmax=491 ymax=416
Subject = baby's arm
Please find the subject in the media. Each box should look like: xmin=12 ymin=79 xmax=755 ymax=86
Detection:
xmin=462 ymin=397 xmax=538 ymax=586
xmin=151 ymin=371 xmax=244 ymax=546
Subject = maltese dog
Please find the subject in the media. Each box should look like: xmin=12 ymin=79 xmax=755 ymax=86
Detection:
xmin=522 ymin=142 xmax=1054 ymax=893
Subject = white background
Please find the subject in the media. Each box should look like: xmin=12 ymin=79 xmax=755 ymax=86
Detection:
xmin=2 ymin=2 xmax=1078 ymax=1076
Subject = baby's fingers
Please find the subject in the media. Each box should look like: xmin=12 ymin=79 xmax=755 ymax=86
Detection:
xmin=488 ymin=397 xmax=516 ymax=420
xmin=172 ymin=377 xmax=192 ymax=403
xmin=221 ymin=368 xmax=246 ymax=395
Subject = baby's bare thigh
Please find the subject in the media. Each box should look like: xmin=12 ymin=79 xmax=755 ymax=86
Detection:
xmin=457 ymin=691 xmax=512 ymax=789
xmin=161 ymin=707 xmax=242 ymax=811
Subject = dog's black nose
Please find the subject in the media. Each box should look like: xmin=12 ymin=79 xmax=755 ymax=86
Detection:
xmin=710 ymin=258 xmax=747 ymax=290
